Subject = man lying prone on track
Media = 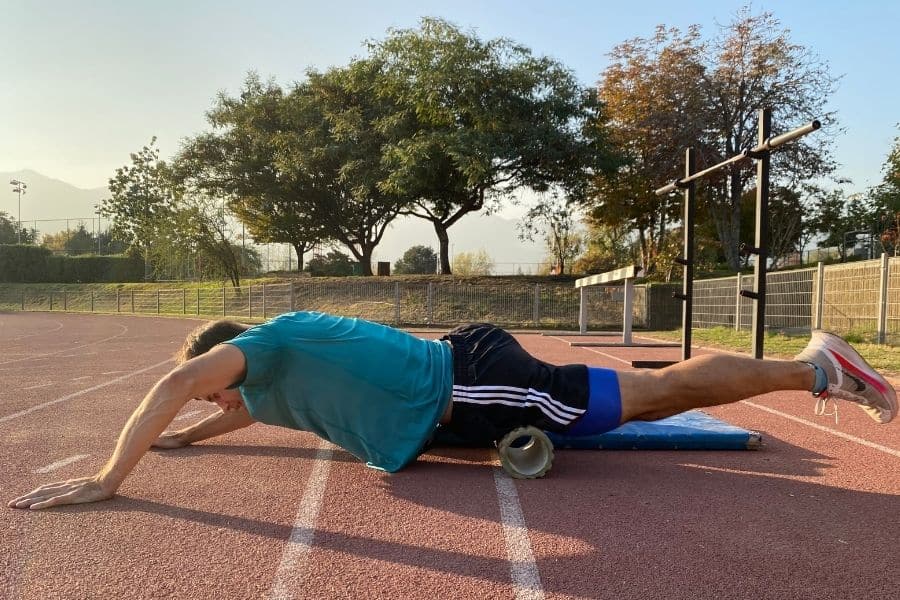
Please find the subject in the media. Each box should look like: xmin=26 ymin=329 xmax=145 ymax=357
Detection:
xmin=9 ymin=311 xmax=898 ymax=510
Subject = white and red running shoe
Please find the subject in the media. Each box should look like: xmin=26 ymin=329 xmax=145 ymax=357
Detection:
xmin=794 ymin=331 xmax=897 ymax=424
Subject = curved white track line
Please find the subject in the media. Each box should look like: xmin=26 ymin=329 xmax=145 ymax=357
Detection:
xmin=6 ymin=320 xmax=65 ymax=342
xmin=0 ymin=322 xmax=130 ymax=366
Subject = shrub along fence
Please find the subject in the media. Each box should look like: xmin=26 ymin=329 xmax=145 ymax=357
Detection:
xmin=0 ymin=245 xmax=144 ymax=283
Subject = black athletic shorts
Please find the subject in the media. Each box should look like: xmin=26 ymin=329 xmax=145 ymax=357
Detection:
xmin=433 ymin=323 xmax=589 ymax=447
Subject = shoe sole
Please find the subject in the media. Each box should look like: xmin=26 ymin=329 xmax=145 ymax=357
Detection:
xmin=818 ymin=331 xmax=897 ymax=423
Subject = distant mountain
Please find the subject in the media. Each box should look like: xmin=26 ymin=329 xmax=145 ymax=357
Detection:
xmin=1 ymin=170 xmax=550 ymax=272
xmin=1 ymin=170 xmax=107 ymax=234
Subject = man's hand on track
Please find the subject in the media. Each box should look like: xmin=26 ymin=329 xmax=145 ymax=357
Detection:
xmin=8 ymin=476 xmax=114 ymax=510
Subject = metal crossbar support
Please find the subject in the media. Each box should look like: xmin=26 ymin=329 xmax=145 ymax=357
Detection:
xmin=681 ymin=148 xmax=696 ymax=361
xmin=575 ymin=265 xmax=640 ymax=342
xmin=750 ymin=108 xmax=772 ymax=359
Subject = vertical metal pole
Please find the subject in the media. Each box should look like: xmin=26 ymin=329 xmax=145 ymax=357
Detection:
xmin=91 ymin=291 xmax=95 ymax=312
xmin=64 ymin=290 xmax=68 ymax=311
xmin=248 ymin=285 xmax=253 ymax=319
xmin=734 ymin=273 xmax=743 ymax=331
xmin=197 ymin=288 xmax=201 ymax=315
xmin=877 ymin=252 xmax=889 ymax=344
xmin=813 ymin=262 xmax=825 ymax=331
xmin=21 ymin=290 xmax=25 ymax=311
xmin=262 ymin=284 xmax=267 ymax=319
xmin=182 ymin=288 xmax=186 ymax=314
xmin=533 ymin=284 xmax=540 ymax=325
xmin=156 ymin=289 xmax=160 ymax=315
xmin=427 ymin=282 xmax=434 ymax=325
xmin=680 ymin=148 xmax=696 ymax=361
xmin=131 ymin=290 xmax=134 ymax=313
xmin=50 ymin=291 xmax=53 ymax=311
xmin=622 ymin=277 xmax=634 ymax=345
xmin=578 ymin=286 xmax=587 ymax=334
xmin=289 ymin=282 xmax=295 ymax=312
xmin=117 ymin=289 xmax=120 ymax=313
xmin=751 ymin=108 xmax=771 ymax=359
xmin=222 ymin=287 xmax=226 ymax=316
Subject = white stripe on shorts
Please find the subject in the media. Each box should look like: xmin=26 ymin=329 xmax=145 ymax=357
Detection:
xmin=452 ymin=384 xmax=584 ymax=426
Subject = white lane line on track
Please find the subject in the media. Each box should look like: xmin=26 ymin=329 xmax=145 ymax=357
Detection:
xmin=71 ymin=376 xmax=91 ymax=381
xmin=23 ymin=383 xmax=53 ymax=390
xmin=0 ymin=358 xmax=173 ymax=425
xmin=0 ymin=323 xmax=129 ymax=366
xmin=33 ymin=454 xmax=90 ymax=474
xmin=742 ymin=400 xmax=900 ymax=459
xmin=7 ymin=321 xmax=64 ymax=342
xmin=493 ymin=469 xmax=544 ymax=600
xmin=173 ymin=410 xmax=204 ymax=421
xmin=270 ymin=440 xmax=334 ymax=600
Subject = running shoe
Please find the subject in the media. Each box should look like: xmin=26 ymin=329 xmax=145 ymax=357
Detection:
xmin=794 ymin=331 xmax=897 ymax=424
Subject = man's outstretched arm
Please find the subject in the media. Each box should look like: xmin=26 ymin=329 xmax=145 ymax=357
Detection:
xmin=8 ymin=344 xmax=246 ymax=510
xmin=152 ymin=406 xmax=255 ymax=449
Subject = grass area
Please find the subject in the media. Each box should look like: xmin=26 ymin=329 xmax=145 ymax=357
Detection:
xmin=647 ymin=327 xmax=900 ymax=377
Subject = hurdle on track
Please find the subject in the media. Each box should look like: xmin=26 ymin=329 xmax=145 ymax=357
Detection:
xmin=632 ymin=108 xmax=820 ymax=369
xmin=570 ymin=265 xmax=679 ymax=348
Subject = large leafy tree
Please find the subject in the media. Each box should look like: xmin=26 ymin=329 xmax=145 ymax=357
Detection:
xmin=280 ymin=59 xmax=412 ymax=275
xmin=869 ymin=130 xmax=900 ymax=254
xmin=594 ymin=7 xmax=839 ymax=272
xmin=178 ymin=74 xmax=325 ymax=272
xmin=0 ymin=212 xmax=36 ymax=244
xmin=372 ymin=18 xmax=615 ymax=274
xmin=394 ymin=245 xmax=438 ymax=274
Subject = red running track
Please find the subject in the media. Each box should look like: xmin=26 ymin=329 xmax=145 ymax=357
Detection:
xmin=1 ymin=313 xmax=898 ymax=599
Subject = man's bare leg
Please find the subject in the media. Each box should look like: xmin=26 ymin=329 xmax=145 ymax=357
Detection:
xmin=617 ymin=354 xmax=814 ymax=422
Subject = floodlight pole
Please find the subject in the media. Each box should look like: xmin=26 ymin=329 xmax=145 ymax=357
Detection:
xmin=9 ymin=179 xmax=27 ymax=244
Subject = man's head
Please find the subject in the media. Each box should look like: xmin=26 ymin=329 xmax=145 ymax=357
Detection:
xmin=176 ymin=319 xmax=251 ymax=365
xmin=177 ymin=320 xmax=252 ymax=412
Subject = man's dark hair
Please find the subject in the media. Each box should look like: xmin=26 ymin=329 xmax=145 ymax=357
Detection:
xmin=176 ymin=319 xmax=251 ymax=364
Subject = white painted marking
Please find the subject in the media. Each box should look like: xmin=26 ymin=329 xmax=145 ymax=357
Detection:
xmin=8 ymin=321 xmax=64 ymax=342
xmin=23 ymin=382 xmax=53 ymax=390
xmin=101 ymin=371 xmax=123 ymax=375
xmin=0 ymin=358 xmax=173 ymax=425
xmin=33 ymin=454 xmax=90 ymax=474
xmin=742 ymin=400 xmax=900 ymax=459
xmin=0 ymin=324 xmax=129 ymax=366
xmin=493 ymin=469 xmax=544 ymax=600
xmin=71 ymin=376 xmax=91 ymax=381
xmin=270 ymin=440 xmax=334 ymax=600
xmin=173 ymin=410 xmax=204 ymax=421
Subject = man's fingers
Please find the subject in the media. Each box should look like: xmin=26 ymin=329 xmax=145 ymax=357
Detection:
xmin=28 ymin=489 xmax=83 ymax=510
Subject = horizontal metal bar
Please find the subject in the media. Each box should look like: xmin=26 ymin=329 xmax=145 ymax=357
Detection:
xmin=751 ymin=120 xmax=820 ymax=153
xmin=655 ymin=119 xmax=821 ymax=196
xmin=655 ymin=151 xmax=750 ymax=196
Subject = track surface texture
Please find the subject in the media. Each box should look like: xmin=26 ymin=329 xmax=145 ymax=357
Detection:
xmin=1 ymin=313 xmax=898 ymax=600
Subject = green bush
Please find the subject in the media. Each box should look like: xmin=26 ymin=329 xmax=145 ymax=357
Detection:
xmin=0 ymin=245 xmax=144 ymax=282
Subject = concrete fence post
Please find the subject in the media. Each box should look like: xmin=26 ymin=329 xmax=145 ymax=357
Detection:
xmin=877 ymin=252 xmax=890 ymax=344
xmin=814 ymin=261 xmax=825 ymax=330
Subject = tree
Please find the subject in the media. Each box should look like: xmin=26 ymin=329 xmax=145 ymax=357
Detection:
xmin=178 ymin=74 xmax=326 ymax=272
xmin=452 ymin=249 xmax=494 ymax=276
xmin=869 ymin=129 xmax=900 ymax=255
xmin=518 ymin=191 xmax=583 ymax=275
xmin=593 ymin=6 xmax=839 ymax=272
xmin=306 ymin=250 xmax=356 ymax=277
xmin=0 ymin=212 xmax=36 ymax=244
xmin=394 ymin=245 xmax=437 ymax=274
xmin=281 ymin=59 xmax=411 ymax=275
xmin=372 ymin=18 xmax=616 ymax=274
xmin=573 ymin=220 xmax=635 ymax=275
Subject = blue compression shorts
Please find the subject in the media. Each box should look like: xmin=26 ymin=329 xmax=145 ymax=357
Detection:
xmin=563 ymin=367 xmax=622 ymax=436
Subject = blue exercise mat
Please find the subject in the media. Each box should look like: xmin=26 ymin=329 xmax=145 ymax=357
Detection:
xmin=545 ymin=410 xmax=761 ymax=450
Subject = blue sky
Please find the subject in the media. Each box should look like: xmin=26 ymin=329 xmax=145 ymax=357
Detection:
xmin=2 ymin=0 xmax=898 ymax=197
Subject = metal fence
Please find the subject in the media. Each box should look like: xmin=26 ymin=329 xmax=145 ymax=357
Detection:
xmin=0 ymin=281 xmax=645 ymax=331
xmin=3 ymin=257 xmax=900 ymax=342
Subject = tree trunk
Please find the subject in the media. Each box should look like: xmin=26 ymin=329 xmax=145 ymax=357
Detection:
xmin=292 ymin=243 xmax=305 ymax=272
xmin=434 ymin=222 xmax=451 ymax=275
xmin=360 ymin=245 xmax=374 ymax=276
